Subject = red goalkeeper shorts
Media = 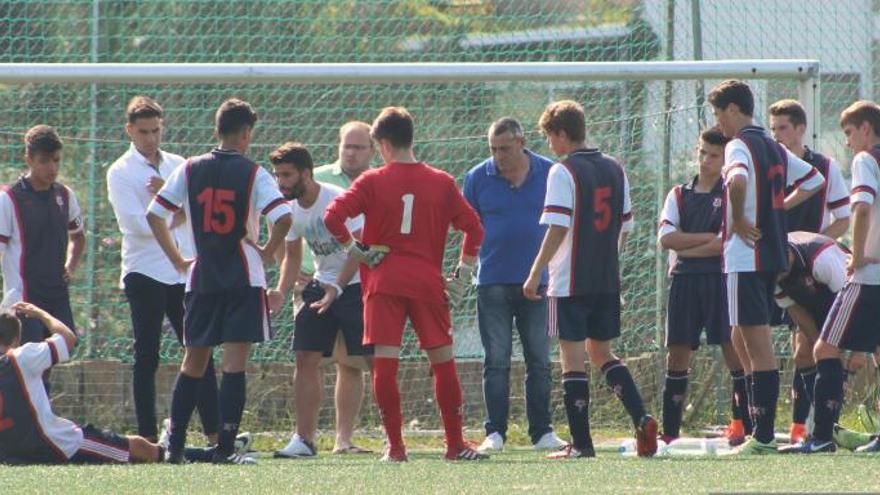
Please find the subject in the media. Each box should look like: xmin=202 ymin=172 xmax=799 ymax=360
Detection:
xmin=363 ymin=293 xmax=453 ymax=349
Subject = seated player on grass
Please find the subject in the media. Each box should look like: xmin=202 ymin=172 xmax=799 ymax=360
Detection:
xmin=0 ymin=302 xmax=229 ymax=465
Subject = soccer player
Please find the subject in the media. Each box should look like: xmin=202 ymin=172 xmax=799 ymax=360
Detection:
xmin=769 ymin=98 xmax=851 ymax=442
xmin=147 ymin=98 xmax=292 ymax=464
xmin=323 ymin=106 xmax=486 ymax=462
xmin=0 ymin=302 xmax=239 ymax=465
xmin=795 ymin=100 xmax=880 ymax=454
xmin=657 ymin=127 xmax=750 ymax=445
xmin=0 ymin=126 xmax=84 ymax=345
xmin=463 ymin=117 xmax=565 ymax=453
xmin=709 ymin=80 xmax=824 ymax=454
xmin=107 ymin=96 xmax=219 ymax=444
xmin=266 ymin=142 xmax=373 ymax=457
xmin=524 ymin=100 xmax=657 ymax=459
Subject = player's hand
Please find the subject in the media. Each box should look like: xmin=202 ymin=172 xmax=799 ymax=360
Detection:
xmin=445 ymin=263 xmax=474 ymax=308
xmin=846 ymin=254 xmax=880 ymax=275
xmin=310 ymin=283 xmax=340 ymax=315
xmin=349 ymin=242 xmax=390 ymax=268
xmin=266 ymin=289 xmax=286 ymax=315
xmin=11 ymin=302 xmax=48 ymax=321
xmin=523 ymin=273 xmax=543 ymax=301
xmin=245 ymin=238 xmax=276 ymax=266
xmin=62 ymin=266 xmax=74 ymax=284
xmin=173 ymin=257 xmax=194 ymax=274
xmin=732 ymin=218 xmax=761 ymax=246
xmin=147 ymin=176 xmax=165 ymax=195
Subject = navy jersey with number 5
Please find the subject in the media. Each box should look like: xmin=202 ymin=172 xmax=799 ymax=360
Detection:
xmin=147 ymin=149 xmax=290 ymax=293
xmin=540 ymin=149 xmax=634 ymax=297
xmin=722 ymin=126 xmax=824 ymax=273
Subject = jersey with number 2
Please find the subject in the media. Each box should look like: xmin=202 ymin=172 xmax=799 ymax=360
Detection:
xmin=324 ymin=161 xmax=482 ymax=303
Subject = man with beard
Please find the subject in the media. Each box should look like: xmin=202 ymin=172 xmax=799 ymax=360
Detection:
xmin=267 ymin=142 xmax=373 ymax=458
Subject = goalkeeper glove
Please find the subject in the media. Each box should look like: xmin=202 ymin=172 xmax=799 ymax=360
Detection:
xmin=349 ymin=241 xmax=390 ymax=268
xmin=445 ymin=262 xmax=475 ymax=309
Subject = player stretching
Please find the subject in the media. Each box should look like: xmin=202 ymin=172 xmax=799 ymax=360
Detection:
xmin=795 ymin=101 xmax=880 ymax=454
xmin=147 ymin=99 xmax=292 ymax=464
xmin=709 ymin=80 xmax=824 ymax=454
xmin=768 ymin=98 xmax=851 ymax=443
xmin=323 ymin=107 xmax=486 ymax=462
xmin=657 ymin=127 xmax=749 ymax=446
xmin=524 ymin=100 xmax=657 ymax=459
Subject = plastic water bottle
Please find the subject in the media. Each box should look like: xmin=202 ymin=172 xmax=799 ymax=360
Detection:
xmin=0 ymin=288 xmax=21 ymax=311
xmin=618 ymin=438 xmax=669 ymax=457
xmin=665 ymin=437 xmax=730 ymax=456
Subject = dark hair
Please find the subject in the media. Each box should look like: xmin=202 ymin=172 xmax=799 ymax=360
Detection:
xmin=699 ymin=125 xmax=731 ymax=147
xmin=215 ymin=98 xmax=258 ymax=136
xmin=269 ymin=142 xmax=314 ymax=172
xmin=538 ymin=100 xmax=586 ymax=143
xmin=839 ymin=100 xmax=880 ymax=136
xmin=488 ymin=117 xmax=524 ymax=138
xmin=126 ymin=95 xmax=164 ymax=123
xmin=24 ymin=125 xmax=63 ymax=156
xmin=768 ymin=99 xmax=807 ymax=128
xmin=0 ymin=312 xmax=21 ymax=347
xmin=371 ymin=107 xmax=414 ymax=149
xmin=707 ymin=80 xmax=754 ymax=117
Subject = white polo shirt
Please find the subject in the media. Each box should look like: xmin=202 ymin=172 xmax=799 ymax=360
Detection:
xmin=106 ymin=144 xmax=193 ymax=286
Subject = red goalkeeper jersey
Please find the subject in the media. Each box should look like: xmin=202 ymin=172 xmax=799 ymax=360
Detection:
xmin=324 ymin=161 xmax=483 ymax=302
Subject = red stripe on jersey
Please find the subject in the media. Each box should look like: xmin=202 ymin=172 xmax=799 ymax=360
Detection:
xmin=8 ymin=189 xmax=27 ymax=300
xmin=154 ymin=194 xmax=179 ymax=212
xmin=774 ymin=291 xmax=787 ymax=300
xmin=543 ymin=205 xmax=572 ymax=215
xmin=239 ymin=165 xmax=259 ymax=285
xmin=728 ymin=163 xmax=749 ymax=172
xmin=261 ymin=197 xmax=287 ymax=216
xmin=622 ymin=211 xmax=633 ymax=222
xmin=791 ymin=167 xmax=819 ymax=190
xmin=0 ymin=234 xmax=8 ymax=244
xmin=47 ymin=340 xmax=59 ymax=366
xmin=8 ymin=354 xmax=67 ymax=461
xmin=828 ymin=197 xmax=850 ymax=209
xmin=809 ymin=242 xmax=836 ymax=268
xmin=660 ymin=219 xmax=674 ymax=227
xmin=853 ymin=185 xmax=877 ymax=197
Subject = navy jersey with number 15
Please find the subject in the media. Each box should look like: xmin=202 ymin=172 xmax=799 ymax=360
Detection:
xmin=147 ymin=148 xmax=290 ymax=293
xmin=540 ymin=149 xmax=634 ymax=297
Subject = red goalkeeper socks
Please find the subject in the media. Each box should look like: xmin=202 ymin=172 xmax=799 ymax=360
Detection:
xmin=431 ymin=359 xmax=465 ymax=451
xmin=373 ymin=357 xmax=404 ymax=451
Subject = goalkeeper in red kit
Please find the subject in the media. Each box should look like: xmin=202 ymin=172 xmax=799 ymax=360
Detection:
xmin=323 ymin=107 xmax=486 ymax=462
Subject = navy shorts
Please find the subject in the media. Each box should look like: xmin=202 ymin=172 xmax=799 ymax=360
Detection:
xmin=820 ymin=283 xmax=880 ymax=353
xmin=69 ymin=424 xmax=131 ymax=464
xmin=666 ymin=273 xmax=730 ymax=349
xmin=293 ymin=281 xmax=372 ymax=357
xmin=726 ymin=271 xmax=777 ymax=327
xmin=184 ymin=286 xmax=271 ymax=347
xmin=549 ymin=293 xmax=620 ymax=342
xmin=20 ymin=292 xmax=75 ymax=345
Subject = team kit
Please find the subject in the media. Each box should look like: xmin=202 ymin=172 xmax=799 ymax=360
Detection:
xmin=1 ymin=79 xmax=880 ymax=465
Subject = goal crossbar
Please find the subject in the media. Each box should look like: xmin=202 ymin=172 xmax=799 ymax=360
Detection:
xmin=0 ymin=60 xmax=818 ymax=84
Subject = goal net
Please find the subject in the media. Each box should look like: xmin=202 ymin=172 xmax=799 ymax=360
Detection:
xmin=0 ymin=60 xmax=824 ymax=435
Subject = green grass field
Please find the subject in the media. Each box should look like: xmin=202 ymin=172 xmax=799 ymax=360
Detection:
xmin=5 ymin=447 xmax=879 ymax=494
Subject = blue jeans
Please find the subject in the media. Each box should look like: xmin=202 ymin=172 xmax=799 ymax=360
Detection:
xmin=477 ymin=284 xmax=553 ymax=443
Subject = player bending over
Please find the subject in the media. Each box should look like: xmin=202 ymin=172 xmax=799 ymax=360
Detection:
xmin=323 ymin=107 xmax=486 ymax=462
xmin=524 ymin=100 xmax=658 ymax=459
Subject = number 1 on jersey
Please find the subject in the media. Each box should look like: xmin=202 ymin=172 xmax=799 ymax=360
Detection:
xmin=400 ymin=193 xmax=414 ymax=234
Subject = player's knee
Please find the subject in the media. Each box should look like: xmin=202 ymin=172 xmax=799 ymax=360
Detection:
xmin=665 ymin=346 xmax=691 ymax=371
xmin=133 ymin=352 xmax=159 ymax=372
xmin=813 ymin=340 xmax=840 ymax=362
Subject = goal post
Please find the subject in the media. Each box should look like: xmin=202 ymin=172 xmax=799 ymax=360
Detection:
xmin=0 ymin=59 xmax=820 ymax=432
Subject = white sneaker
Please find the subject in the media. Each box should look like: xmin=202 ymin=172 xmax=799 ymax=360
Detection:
xmin=533 ymin=431 xmax=567 ymax=450
xmin=478 ymin=432 xmax=504 ymax=452
xmin=158 ymin=418 xmax=172 ymax=450
xmin=234 ymin=432 xmax=253 ymax=455
xmin=273 ymin=433 xmax=317 ymax=458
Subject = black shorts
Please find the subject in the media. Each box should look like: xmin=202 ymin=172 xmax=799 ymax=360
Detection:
xmin=549 ymin=293 xmax=620 ymax=342
xmin=69 ymin=424 xmax=131 ymax=464
xmin=293 ymin=281 xmax=372 ymax=357
xmin=666 ymin=273 xmax=730 ymax=349
xmin=184 ymin=286 xmax=271 ymax=347
xmin=726 ymin=271 xmax=777 ymax=327
xmin=20 ymin=292 xmax=75 ymax=345
xmin=820 ymin=283 xmax=880 ymax=352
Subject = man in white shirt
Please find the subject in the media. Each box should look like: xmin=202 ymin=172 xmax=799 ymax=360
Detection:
xmin=267 ymin=142 xmax=373 ymax=457
xmin=106 ymin=96 xmax=218 ymax=443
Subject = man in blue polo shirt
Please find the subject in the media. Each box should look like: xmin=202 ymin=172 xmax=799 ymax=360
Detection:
xmin=464 ymin=117 xmax=565 ymax=452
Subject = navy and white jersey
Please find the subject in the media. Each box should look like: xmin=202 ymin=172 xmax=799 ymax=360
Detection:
xmin=722 ymin=126 xmax=824 ymax=273
xmin=147 ymin=149 xmax=291 ymax=293
xmin=784 ymin=147 xmax=850 ymax=234
xmin=0 ymin=334 xmax=82 ymax=462
xmin=849 ymin=147 xmax=880 ymax=285
xmin=0 ymin=178 xmax=83 ymax=302
xmin=658 ymin=176 xmax=724 ymax=275
xmin=540 ymin=149 xmax=633 ymax=297
xmin=774 ymin=231 xmax=847 ymax=323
